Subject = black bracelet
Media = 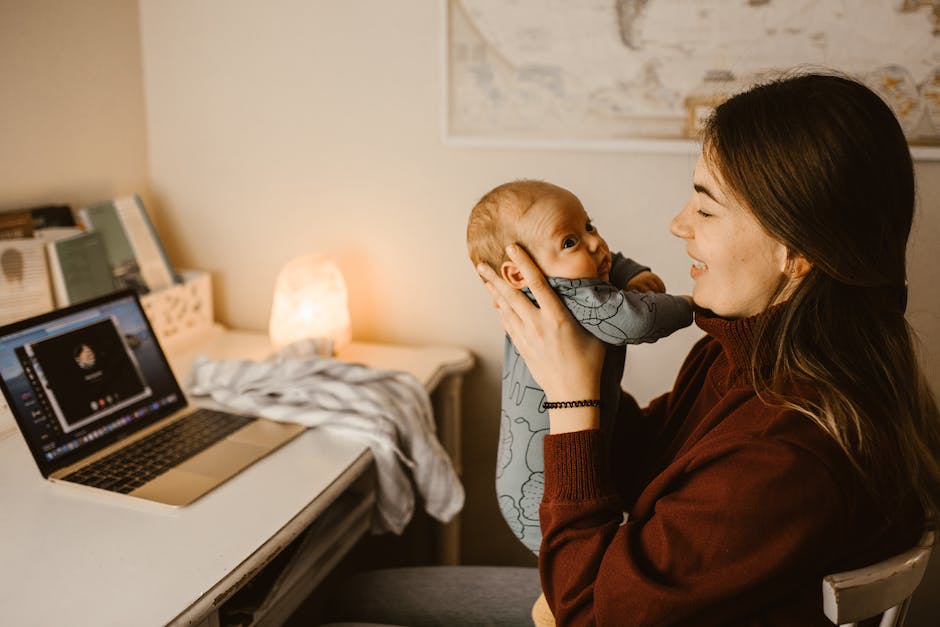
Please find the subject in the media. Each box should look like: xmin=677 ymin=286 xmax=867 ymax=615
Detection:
xmin=542 ymin=399 xmax=602 ymax=410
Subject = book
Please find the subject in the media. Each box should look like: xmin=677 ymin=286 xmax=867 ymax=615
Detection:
xmin=0 ymin=238 xmax=54 ymax=325
xmin=29 ymin=204 xmax=75 ymax=230
xmin=0 ymin=205 xmax=75 ymax=240
xmin=0 ymin=211 xmax=34 ymax=239
xmin=45 ymin=231 xmax=117 ymax=307
xmin=78 ymin=195 xmax=180 ymax=295
xmin=34 ymin=226 xmax=83 ymax=242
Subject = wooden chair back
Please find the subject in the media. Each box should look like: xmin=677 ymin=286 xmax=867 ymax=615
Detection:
xmin=822 ymin=528 xmax=935 ymax=627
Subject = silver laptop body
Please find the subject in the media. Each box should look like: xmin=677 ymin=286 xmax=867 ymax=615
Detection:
xmin=0 ymin=289 xmax=304 ymax=506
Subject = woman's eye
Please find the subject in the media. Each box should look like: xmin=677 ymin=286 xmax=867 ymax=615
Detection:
xmin=696 ymin=209 xmax=713 ymax=218
xmin=562 ymin=237 xmax=577 ymax=249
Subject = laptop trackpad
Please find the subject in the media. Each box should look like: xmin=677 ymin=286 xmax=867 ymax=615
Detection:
xmin=174 ymin=439 xmax=268 ymax=479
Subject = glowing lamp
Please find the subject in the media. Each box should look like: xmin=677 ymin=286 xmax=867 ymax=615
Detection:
xmin=268 ymin=254 xmax=351 ymax=355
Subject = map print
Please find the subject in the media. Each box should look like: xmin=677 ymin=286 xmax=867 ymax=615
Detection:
xmin=447 ymin=0 xmax=940 ymax=146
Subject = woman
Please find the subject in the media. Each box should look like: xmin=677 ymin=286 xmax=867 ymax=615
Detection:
xmin=478 ymin=72 xmax=940 ymax=625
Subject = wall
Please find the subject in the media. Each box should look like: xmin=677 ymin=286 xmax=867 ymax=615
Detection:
xmin=136 ymin=1 xmax=940 ymax=572
xmin=0 ymin=0 xmax=150 ymax=212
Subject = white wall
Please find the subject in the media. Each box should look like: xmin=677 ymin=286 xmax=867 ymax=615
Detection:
xmin=137 ymin=1 xmax=940 ymax=569
xmin=0 ymin=0 xmax=150 ymax=211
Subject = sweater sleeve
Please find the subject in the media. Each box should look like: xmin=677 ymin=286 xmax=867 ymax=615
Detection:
xmin=538 ymin=428 xmax=846 ymax=626
xmin=547 ymin=277 xmax=693 ymax=345
xmin=608 ymin=252 xmax=650 ymax=288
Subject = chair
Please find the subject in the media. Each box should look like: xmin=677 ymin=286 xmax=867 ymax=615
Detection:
xmin=822 ymin=528 xmax=935 ymax=627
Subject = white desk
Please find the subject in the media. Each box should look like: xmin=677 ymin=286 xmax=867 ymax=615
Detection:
xmin=0 ymin=327 xmax=473 ymax=626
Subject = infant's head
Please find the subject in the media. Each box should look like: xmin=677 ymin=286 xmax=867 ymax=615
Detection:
xmin=467 ymin=179 xmax=611 ymax=288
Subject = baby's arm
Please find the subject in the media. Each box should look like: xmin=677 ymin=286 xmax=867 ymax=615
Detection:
xmin=608 ymin=253 xmax=648 ymax=288
xmin=547 ymin=276 xmax=693 ymax=345
xmin=626 ymin=270 xmax=665 ymax=294
xmin=609 ymin=253 xmax=667 ymax=293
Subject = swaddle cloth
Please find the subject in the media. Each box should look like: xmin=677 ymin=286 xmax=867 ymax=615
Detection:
xmin=187 ymin=341 xmax=464 ymax=534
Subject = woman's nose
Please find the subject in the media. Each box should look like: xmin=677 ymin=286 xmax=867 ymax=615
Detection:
xmin=670 ymin=202 xmax=693 ymax=239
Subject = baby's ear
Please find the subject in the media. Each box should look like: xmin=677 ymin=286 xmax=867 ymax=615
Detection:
xmin=501 ymin=261 xmax=527 ymax=289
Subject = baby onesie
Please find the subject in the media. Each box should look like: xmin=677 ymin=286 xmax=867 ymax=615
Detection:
xmin=497 ymin=253 xmax=693 ymax=553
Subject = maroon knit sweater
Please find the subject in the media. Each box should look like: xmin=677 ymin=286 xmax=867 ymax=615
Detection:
xmin=539 ymin=309 xmax=921 ymax=626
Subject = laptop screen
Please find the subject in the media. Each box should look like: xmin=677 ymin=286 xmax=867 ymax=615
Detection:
xmin=0 ymin=290 xmax=187 ymax=477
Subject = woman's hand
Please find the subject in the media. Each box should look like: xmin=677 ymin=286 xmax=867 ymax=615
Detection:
xmin=478 ymin=244 xmax=606 ymax=433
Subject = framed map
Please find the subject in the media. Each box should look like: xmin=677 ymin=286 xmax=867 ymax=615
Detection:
xmin=444 ymin=0 xmax=940 ymax=157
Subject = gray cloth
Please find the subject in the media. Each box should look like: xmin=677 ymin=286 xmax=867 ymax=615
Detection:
xmin=497 ymin=253 xmax=694 ymax=553
xmin=324 ymin=566 xmax=542 ymax=627
xmin=187 ymin=343 xmax=464 ymax=535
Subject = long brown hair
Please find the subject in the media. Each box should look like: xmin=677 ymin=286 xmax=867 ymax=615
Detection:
xmin=704 ymin=71 xmax=940 ymax=521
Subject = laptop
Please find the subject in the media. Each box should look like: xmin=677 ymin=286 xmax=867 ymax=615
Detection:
xmin=0 ymin=289 xmax=305 ymax=506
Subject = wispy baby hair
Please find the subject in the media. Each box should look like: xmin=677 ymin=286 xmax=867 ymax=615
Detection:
xmin=466 ymin=178 xmax=566 ymax=271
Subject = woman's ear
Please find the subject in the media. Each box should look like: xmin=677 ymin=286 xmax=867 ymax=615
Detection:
xmin=786 ymin=252 xmax=812 ymax=279
xmin=501 ymin=260 xmax=527 ymax=289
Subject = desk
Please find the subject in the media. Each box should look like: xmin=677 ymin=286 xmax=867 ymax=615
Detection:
xmin=0 ymin=326 xmax=473 ymax=626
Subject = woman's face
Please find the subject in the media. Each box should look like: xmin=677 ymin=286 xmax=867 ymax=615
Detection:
xmin=670 ymin=154 xmax=791 ymax=319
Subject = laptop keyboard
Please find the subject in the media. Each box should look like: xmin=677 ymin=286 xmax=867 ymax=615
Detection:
xmin=62 ymin=408 xmax=256 ymax=494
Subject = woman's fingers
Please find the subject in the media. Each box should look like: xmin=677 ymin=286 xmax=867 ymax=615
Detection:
xmin=504 ymin=244 xmax=566 ymax=315
xmin=477 ymin=250 xmax=605 ymax=407
xmin=477 ymin=262 xmax=522 ymax=306
xmin=476 ymin=262 xmax=526 ymax=328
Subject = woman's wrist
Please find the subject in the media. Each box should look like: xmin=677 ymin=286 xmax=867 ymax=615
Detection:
xmin=542 ymin=399 xmax=601 ymax=409
xmin=543 ymin=379 xmax=601 ymax=434
xmin=542 ymin=378 xmax=601 ymax=403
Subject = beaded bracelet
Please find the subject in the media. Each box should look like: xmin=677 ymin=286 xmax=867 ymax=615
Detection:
xmin=542 ymin=399 xmax=602 ymax=410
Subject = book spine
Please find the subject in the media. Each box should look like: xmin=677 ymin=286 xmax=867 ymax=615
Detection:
xmin=132 ymin=195 xmax=182 ymax=284
xmin=45 ymin=240 xmax=70 ymax=307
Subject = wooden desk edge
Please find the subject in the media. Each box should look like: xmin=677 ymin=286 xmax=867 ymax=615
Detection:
xmin=423 ymin=349 xmax=475 ymax=392
xmin=164 ymin=334 xmax=475 ymax=620
xmin=167 ymin=449 xmax=375 ymax=626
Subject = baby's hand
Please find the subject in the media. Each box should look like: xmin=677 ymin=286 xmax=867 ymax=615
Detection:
xmin=626 ymin=270 xmax=666 ymax=293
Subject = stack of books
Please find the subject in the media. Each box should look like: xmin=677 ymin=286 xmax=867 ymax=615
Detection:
xmin=0 ymin=196 xmax=181 ymax=327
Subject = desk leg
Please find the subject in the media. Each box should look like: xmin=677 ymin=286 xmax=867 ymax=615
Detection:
xmin=432 ymin=375 xmax=464 ymax=565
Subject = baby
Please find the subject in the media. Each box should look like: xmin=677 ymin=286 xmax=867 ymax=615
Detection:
xmin=467 ymin=179 xmax=693 ymax=554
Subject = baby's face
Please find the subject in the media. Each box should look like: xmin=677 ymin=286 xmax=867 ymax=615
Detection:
xmin=516 ymin=189 xmax=611 ymax=281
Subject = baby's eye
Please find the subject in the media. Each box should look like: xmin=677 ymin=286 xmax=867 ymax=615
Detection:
xmin=585 ymin=221 xmax=595 ymax=232
xmin=562 ymin=237 xmax=578 ymax=249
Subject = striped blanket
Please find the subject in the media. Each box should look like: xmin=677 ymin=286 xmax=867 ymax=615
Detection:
xmin=186 ymin=346 xmax=464 ymax=534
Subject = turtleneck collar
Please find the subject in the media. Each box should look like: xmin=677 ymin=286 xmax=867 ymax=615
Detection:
xmin=694 ymin=304 xmax=784 ymax=376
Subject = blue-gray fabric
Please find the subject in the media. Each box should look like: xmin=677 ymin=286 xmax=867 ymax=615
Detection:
xmin=497 ymin=253 xmax=694 ymax=553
